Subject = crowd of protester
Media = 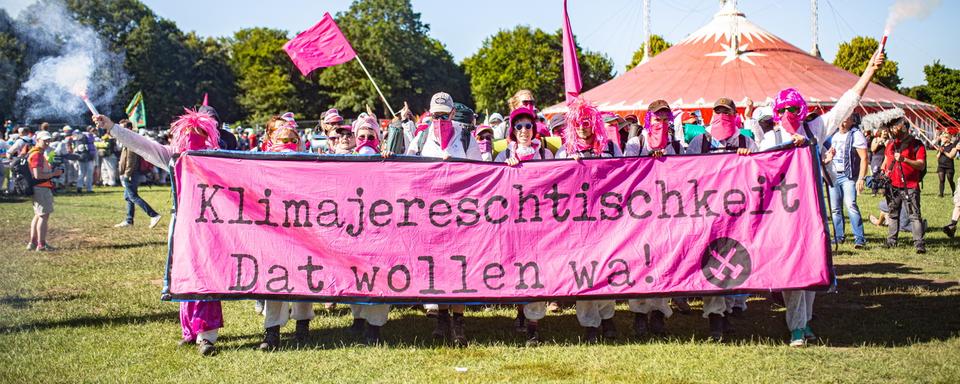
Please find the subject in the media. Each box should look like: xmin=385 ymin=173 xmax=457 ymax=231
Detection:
xmin=7 ymin=49 xmax=959 ymax=356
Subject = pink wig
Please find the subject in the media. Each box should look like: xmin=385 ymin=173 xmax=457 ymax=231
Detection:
xmin=169 ymin=108 xmax=220 ymax=153
xmin=563 ymin=97 xmax=608 ymax=154
xmin=773 ymin=88 xmax=808 ymax=122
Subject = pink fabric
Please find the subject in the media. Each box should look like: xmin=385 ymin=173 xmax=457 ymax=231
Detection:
xmin=710 ymin=113 xmax=739 ymax=141
xmin=562 ymin=0 xmax=582 ymax=102
xmin=180 ymin=301 xmax=223 ymax=341
xmin=283 ymin=13 xmax=357 ymax=76
xmin=647 ymin=121 xmax=669 ymax=150
xmin=433 ymin=120 xmax=454 ymax=150
xmin=169 ymin=146 xmax=831 ymax=301
xmin=477 ymin=140 xmax=492 ymax=154
xmin=356 ymin=136 xmax=380 ymax=153
xmin=170 ymin=108 xmax=220 ymax=153
xmin=780 ymin=112 xmax=802 ymax=135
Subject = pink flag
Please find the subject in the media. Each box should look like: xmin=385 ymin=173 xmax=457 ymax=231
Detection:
xmin=283 ymin=12 xmax=357 ymax=76
xmin=562 ymin=0 xmax=582 ymax=102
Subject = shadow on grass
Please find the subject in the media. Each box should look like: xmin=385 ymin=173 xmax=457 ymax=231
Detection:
xmin=0 ymin=292 xmax=87 ymax=310
xmin=0 ymin=311 xmax=179 ymax=333
xmin=85 ymin=240 xmax=166 ymax=251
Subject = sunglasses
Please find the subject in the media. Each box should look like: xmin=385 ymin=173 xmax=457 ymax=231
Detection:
xmin=521 ymin=100 xmax=535 ymax=106
xmin=514 ymin=122 xmax=534 ymax=131
xmin=577 ymin=119 xmax=592 ymax=128
xmin=776 ymin=106 xmax=800 ymax=114
xmin=277 ymin=137 xmax=298 ymax=144
xmin=478 ymin=134 xmax=493 ymax=142
xmin=432 ymin=114 xmax=451 ymax=121
xmin=357 ymin=134 xmax=376 ymax=140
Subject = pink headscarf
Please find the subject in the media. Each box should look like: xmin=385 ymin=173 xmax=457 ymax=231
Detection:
xmin=354 ymin=115 xmax=381 ymax=153
xmin=643 ymin=105 xmax=675 ymax=150
xmin=169 ymin=108 xmax=220 ymax=153
xmin=563 ymin=97 xmax=608 ymax=155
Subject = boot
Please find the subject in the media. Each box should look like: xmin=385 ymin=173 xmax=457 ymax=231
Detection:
xmin=633 ymin=312 xmax=649 ymax=338
xmin=365 ymin=325 xmax=382 ymax=346
xmin=600 ymin=318 xmax=618 ymax=339
xmin=197 ymin=339 xmax=216 ymax=356
xmin=294 ymin=319 xmax=310 ymax=344
xmin=649 ymin=310 xmax=666 ymax=336
xmin=432 ymin=310 xmax=450 ymax=340
xmin=178 ymin=338 xmax=196 ymax=348
xmin=722 ymin=314 xmax=734 ymax=335
xmin=259 ymin=326 xmax=281 ymax=351
xmin=525 ymin=322 xmax=540 ymax=347
xmin=514 ymin=306 xmax=526 ymax=333
xmin=349 ymin=318 xmax=365 ymax=334
xmin=583 ymin=327 xmax=600 ymax=343
xmin=708 ymin=314 xmax=724 ymax=341
xmin=943 ymin=224 xmax=956 ymax=238
xmin=451 ymin=314 xmax=468 ymax=347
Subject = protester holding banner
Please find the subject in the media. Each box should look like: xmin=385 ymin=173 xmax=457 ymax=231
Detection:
xmin=353 ymin=115 xmax=383 ymax=155
xmin=405 ymin=92 xmax=481 ymax=161
xmin=757 ymin=51 xmax=885 ymax=347
xmin=474 ymin=125 xmax=496 ymax=162
xmin=488 ymin=113 xmax=507 ymax=140
xmin=496 ymin=107 xmax=554 ymax=165
xmin=95 ymin=110 xmax=224 ymax=356
xmin=555 ymin=97 xmax=620 ymax=342
xmin=623 ymin=100 xmax=682 ymax=158
xmin=683 ymin=97 xmax=757 ymax=341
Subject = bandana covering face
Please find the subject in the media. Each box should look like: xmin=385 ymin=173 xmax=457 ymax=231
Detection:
xmin=277 ymin=142 xmax=298 ymax=152
xmin=186 ymin=132 xmax=209 ymax=151
xmin=169 ymin=108 xmax=220 ymax=153
xmin=477 ymin=139 xmax=492 ymax=154
xmin=647 ymin=120 xmax=670 ymax=150
xmin=356 ymin=135 xmax=380 ymax=153
xmin=710 ymin=113 xmax=739 ymax=141
xmin=433 ymin=119 xmax=455 ymax=150
xmin=780 ymin=111 xmax=802 ymax=135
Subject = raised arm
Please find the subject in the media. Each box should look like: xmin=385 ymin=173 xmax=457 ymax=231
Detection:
xmin=822 ymin=51 xmax=886 ymax=138
xmin=95 ymin=115 xmax=172 ymax=170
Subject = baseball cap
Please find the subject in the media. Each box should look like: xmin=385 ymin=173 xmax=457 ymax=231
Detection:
xmin=429 ymin=92 xmax=455 ymax=114
xmin=752 ymin=106 xmax=773 ymax=121
xmin=713 ymin=98 xmax=736 ymax=112
xmin=475 ymin=125 xmax=494 ymax=135
xmin=488 ymin=113 xmax=504 ymax=123
xmin=648 ymin=99 xmax=670 ymax=114
xmin=322 ymin=109 xmax=343 ymax=124
xmin=35 ymin=131 xmax=52 ymax=141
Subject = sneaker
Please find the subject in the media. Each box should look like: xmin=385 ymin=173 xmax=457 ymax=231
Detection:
xmin=259 ymin=326 xmax=280 ymax=351
xmin=546 ymin=302 xmax=561 ymax=313
xmin=600 ymin=318 xmax=618 ymax=339
xmin=789 ymin=329 xmax=806 ymax=347
xmin=254 ymin=300 xmax=265 ymax=315
xmin=26 ymin=243 xmax=37 ymax=251
xmin=882 ymin=240 xmax=897 ymax=249
xmin=525 ymin=323 xmax=540 ymax=347
xmin=943 ymin=225 xmax=957 ymax=238
xmin=583 ymin=327 xmax=600 ymax=343
xmin=149 ymin=215 xmax=162 ymax=229
xmin=364 ymin=325 xmax=382 ymax=346
xmin=114 ymin=221 xmax=132 ymax=228
xmin=451 ymin=315 xmax=467 ymax=347
xmin=803 ymin=326 xmax=816 ymax=341
xmin=854 ymin=243 xmax=866 ymax=249
xmin=198 ymin=339 xmax=217 ymax=356
xmin=424 ymin=308 xmax=438 ymax=318
xmin=633 ymin=312 xmax=649 ymax=338
xmin=36 ymin=244 xmax=56 ymax=252
xmin=916 ymin=244 xmax=927 ymax=254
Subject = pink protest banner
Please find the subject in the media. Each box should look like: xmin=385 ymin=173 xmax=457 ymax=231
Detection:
xmin=163 ymin=146 xmax=832 ymax=303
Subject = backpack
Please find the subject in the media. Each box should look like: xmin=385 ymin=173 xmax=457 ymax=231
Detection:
xmin=74 ymin=139 xmax=93 ymax=161
xmin=12 ymin=150 xmax=51 ymax=196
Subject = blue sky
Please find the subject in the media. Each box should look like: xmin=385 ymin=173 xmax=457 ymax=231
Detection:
xmin=4 ymin=0 xmax=957 ymax=87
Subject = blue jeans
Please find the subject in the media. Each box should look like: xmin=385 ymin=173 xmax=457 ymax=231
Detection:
xmin=828 ymin=174 xmax=865 ymax=245
xmin=122 ymin=176 xmax=158 ymax=224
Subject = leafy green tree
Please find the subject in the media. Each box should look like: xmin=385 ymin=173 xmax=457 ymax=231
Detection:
xmin=833 ymin=36 xmax=901 ymax=90
xmin=462 ymin=26 xmax=614 ymax=113
xmin=918 ymin=61 xmax=960 ymax=119
xmin=65 ymin=0 xmax=154 ymax=48
xmin=227 ymin=28 xmax=308 ymax=124
xmin=184 ymin=33 xmax=241 ymax=122
xmin=315 ymin=0 xmax=471 ymax=117
xmin=0 ymin=10 xmax=26 ymax=121
xmin=625 ymin=34 xmax=671 ymax=70
xmin=120 ymin=16 xmax=197 ymax=126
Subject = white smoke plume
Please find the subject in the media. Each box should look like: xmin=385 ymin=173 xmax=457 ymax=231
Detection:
xmin=13 ymin=0 xmax=128 ymax=124
xmin=884 ymin=0 xmax=943 ymax=35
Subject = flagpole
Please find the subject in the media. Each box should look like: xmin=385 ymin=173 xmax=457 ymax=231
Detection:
xmin=355 ymin=56 xmax=397 ymax=117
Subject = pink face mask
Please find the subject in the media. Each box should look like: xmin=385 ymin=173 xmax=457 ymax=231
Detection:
xmin=433 ymin=120 xmax=454 ymax=150
xmin=477 ymin=139 xmax=492 ymax=153
xmin=710 ymin=113 xmax=739 ymax=141
xmin=186 ymin=132 xmax=208 ymax=151
xmin=356 ymin=136 xmax=380 ymax=152
xmin=647 ymin=120 xmax=670 ymax=150
xmin=278 ymin=142 xmax=298 ymax=152
xmin=780 ymin=111 xmax=802 ymax=135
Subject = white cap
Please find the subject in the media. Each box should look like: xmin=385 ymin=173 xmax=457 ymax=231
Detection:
xmin=35 ymin=131 xmax=52 ymax=141
xmin=752 ymin=106 xmax=773 ymax=121
xmin=429 ymin=92 xmax=454 ymax=114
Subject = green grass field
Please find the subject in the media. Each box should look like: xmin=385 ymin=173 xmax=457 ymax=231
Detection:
xmin=1 ymin=157 xmax=958 ymax=383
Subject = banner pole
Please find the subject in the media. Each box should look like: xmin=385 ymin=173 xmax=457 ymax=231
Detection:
xmin=355 ymin=56 xmax=397 ymax=117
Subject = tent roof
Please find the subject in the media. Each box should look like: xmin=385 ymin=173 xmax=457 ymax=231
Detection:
xmin=543 ymin=4 xmax=932 ymax=114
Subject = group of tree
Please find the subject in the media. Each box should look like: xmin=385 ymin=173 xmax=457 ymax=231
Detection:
xmin=1 ymin=1 xmax=956 ymax=128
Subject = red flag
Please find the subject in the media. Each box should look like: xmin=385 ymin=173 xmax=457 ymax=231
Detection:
xmin=283 ymin=13 xmax=358 ymax=76
xmin=562 ymin=0 xmax=582 ymax=102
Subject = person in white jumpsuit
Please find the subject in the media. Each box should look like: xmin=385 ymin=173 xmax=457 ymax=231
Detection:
xmin=623 ymin=100 xmax=683 ymax=337
xmin=406 ymin=92 xmax=481 ymax=347
xmin=555 ymin=97 xmax=623 ymax=343
xmin=758 ymin=51 xmax=886 ymax=347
